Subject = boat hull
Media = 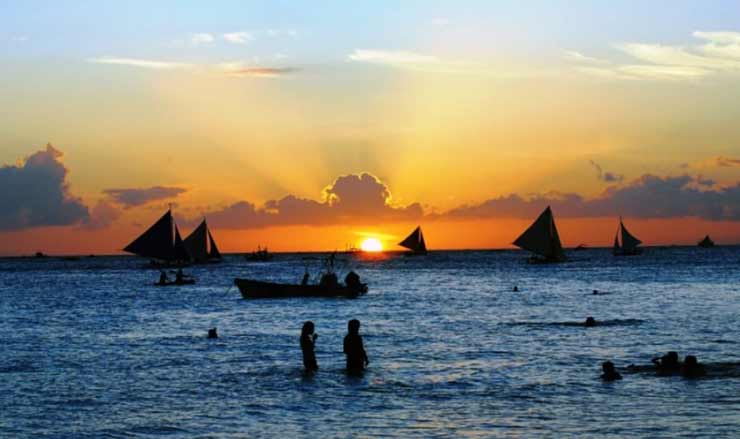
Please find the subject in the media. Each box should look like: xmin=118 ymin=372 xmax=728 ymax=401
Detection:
xmin=234 ymin=278 xmax=367 ymax=299
xmin=154 ymin=279 xmax=196 ymax=286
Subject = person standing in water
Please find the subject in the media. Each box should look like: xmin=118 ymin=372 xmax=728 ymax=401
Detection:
xmin=300 ymin=321 xmax=318 ymax=372
xmin=343 ymin=319 xmax=369 ymax=373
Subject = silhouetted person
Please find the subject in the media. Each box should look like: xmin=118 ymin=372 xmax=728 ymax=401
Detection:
xmin=208 ymin=328 xmax=218 ymax=339
xmin=601 ymin=361 xmax=622 ymax=381
xmin=320 ymin=272 xmax=338 ymax=288
xmin=652 ymin=351 xmax=681 ymax=375
xmin=585 ymin=317 xmax=597 ymax=327
xmin=344 ymin=319 xmax=368 ymax=373
xmin=301 ymin=271 xmax=310 ymax=286
xmin=593 ymin=289 xmax=599 ymax=295
xmin=681 ymin=355 xmax=706 ymax=378
xmin=300 ymin=321 xmax=318 ymax=372
xmin=158 ymin=271 xmax=168 ymax=285
xmin=345 ymin=271 xmax=361 ymax=288
xmin=513 ymin=286 xmax=519 ymax=292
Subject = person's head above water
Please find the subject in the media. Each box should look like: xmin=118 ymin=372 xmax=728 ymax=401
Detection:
xmin=302 ymin=321 xmax=315 ymax=337
xmin=348 ymin=319 xmax=360 ymax=334
xmin=602 ymin=361 xmax=616 ymax=373
xmin=665 ymin=351 xmax=680 ymax=366
xmin=684 ymin=355 xmax=698 ymax=367
xmin=585 ymin=317 xmax=597 ymax=327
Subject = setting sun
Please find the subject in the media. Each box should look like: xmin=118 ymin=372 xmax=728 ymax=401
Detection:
xmin=360 ymin=238 xmax=383 ymax=252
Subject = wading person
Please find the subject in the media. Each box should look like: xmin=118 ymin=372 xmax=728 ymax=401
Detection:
xmin=300 ymin=321 xmax=318 ymax=372
xmin=343 ymin=319 xmax=368 ymax=373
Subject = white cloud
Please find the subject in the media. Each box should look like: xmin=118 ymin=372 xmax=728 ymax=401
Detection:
xmin=88 ymin=57 xmax=192 ymax=70
xmin=348 ymin=49 xmax=439 ymax=65
xmin=191 ymin=33 xmax=215 ymax=45
xmin=571 ymin=30 xmax=740 ymax=81
xmin=563 ymin=50 xmax=609 ymax=64
xmin=223 ymin=31 xmax=254 ymax=44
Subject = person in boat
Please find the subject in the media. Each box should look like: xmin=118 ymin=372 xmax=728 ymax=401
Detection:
xmin=652 ymin=351 xmax=681 ymax=375
xmin=319 ymin=272 xmax=338 ymax=288
xmin=345 ymin=271 xmax=361 ymax=289
xmin=301 ymin=270 xmax=310 ymax=286
xmin=158 ymin=271 xmax=168 ymax=285
xmin=601 ymin=361 xmax=622 ymax=381
xmin=344 ymin=319 xmax=368 ymax=373
xmin=584 ymin=317 xmax=597 ymax=327
xmin=681 ymin=355 xmax=706 ymax=378
xmin=300 ymin=321 xmax=319 ymax=372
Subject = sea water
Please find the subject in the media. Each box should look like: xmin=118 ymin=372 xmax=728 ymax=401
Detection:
xmin=1 ymin=247 xmax=739 ymax=437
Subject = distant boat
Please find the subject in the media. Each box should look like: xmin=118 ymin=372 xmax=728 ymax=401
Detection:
xmin=513 ymin=206 xmax=566 ymax=263
xmin=245 ymin=246 xmax=273 ymax=262
xmin=613 ymin=217 xmax=643 ymax=256
xmin=698 ymin=235 xmax=715 ymax=248
xmin=123 ymin=209 xmax=191 ymax=265
xmin=399 ymin=226 xmax=428 ymax=255
xmin=573 ymin=244 xmax=588 ymax=251
xmin=183 ymin=219 xmax=222 ymax=264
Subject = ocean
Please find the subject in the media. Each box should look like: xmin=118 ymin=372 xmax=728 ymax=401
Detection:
xmin=1 ymin=247 xmax=739 ymax=438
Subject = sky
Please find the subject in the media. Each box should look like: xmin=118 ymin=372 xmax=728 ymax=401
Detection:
xmin=2 ymin=1 xmax=740 ymax=255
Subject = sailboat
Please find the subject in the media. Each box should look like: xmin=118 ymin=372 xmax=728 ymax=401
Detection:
xmin=513 ymin=206 xmax=566 ymax=263
xmin=613 ymin=217 xmax=643 ymax=256
xmin=183 ymin=219 xmax=222 ymax=264
xmin=123 ymin=209 xmax=191 ymax=265
xmin=398 ymin=226 xmax=427 ymax=255
xmin=698 ymin=235 xmax=715 ymax=248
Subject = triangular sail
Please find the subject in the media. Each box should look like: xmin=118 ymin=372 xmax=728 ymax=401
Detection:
xmin=123 ymin=210 xmax=175 ymax=261
xmin=183 ymin=220 xmax=209 ymax=263
xmin=613 ymin=233 xmax=621 ymax=251
xmin=698 ymin=235 xmax=714 ymax=247
xmin=619 ymin=219 xmax=642 ymax=251
xmin=173 ymin=226 xmax=191 ymax=262
xmin=513 ymin=206 xmax=566 ymax=261
xmin=399 ymin=226 xmax=427 ymax=253
xmin=208 ymin=229 xmax=222 ymax=260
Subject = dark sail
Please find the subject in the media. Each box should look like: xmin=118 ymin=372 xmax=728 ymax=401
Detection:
xmin=399 ymin=226 xmax=427 ymax=254
xmin=173 ymin=226 xmax=191 ymax=262
xmin=513 ymin=206 xmax=566 ymax=262
xmin=619 ymin=219 xmax=642 ymax=252
xmin=183 ymin=220 xmax=209 ymax=263
xmin=208 ymin=229 xmax=222 ymax=260
xmin=123 ymin=210 xmax=175 ymax=261
xmin=698 ymin=235 xmax=715 ymax=248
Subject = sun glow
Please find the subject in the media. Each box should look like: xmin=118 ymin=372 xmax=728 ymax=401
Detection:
xmin=360 ymin=238 xmax=383 ymax=252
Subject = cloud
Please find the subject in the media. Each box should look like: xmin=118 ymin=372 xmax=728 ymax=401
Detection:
xmin=563 ymin=50 xmax=609 ymax=64
xmin=348 ymin=49 xmax=440 ymax=65
xmin=191 ymin=33 xmax=215 ymax=45
xmin=83 ymin=200 xmax=121 ymax=230
xmin=88 ymin=57 xmax=192 ymax=70
xmin=0 ymin=144 xmax=89 ymax=231
xmin=685 ymin=156 xmax=740 ymax=169
xmin=225 ymin=67 xmax=299 ymax=78
xmin=223 ymin=32 xmax=254 ymax=44
xmin=589 ymin=160 xmax=624 ymax=183
xmin=104 ymin=186 xmax=187 ymax=207
xmin=571 ymin=31 xmax=740 ymax=80
xmin=189 ymin=172 xmax=423 ymax=229
xmin=443 ymin=174 xmax=740 ymax=221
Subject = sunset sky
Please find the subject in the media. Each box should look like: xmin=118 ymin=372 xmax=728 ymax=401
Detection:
xmin=2 ymin=1 xmax=740 ymax=255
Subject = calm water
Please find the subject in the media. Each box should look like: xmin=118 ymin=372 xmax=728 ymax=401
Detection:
xmin=1 ymin=248 xmax=739 ymax=438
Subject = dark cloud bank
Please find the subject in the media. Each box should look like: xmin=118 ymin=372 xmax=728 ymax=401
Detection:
xmin=2 ymin=146 xmax=739 ymax=232
xmin=103 ymin=186 xmax=187 ymax=207
xmin=0 ymin=144 xmax=88 ymax=231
